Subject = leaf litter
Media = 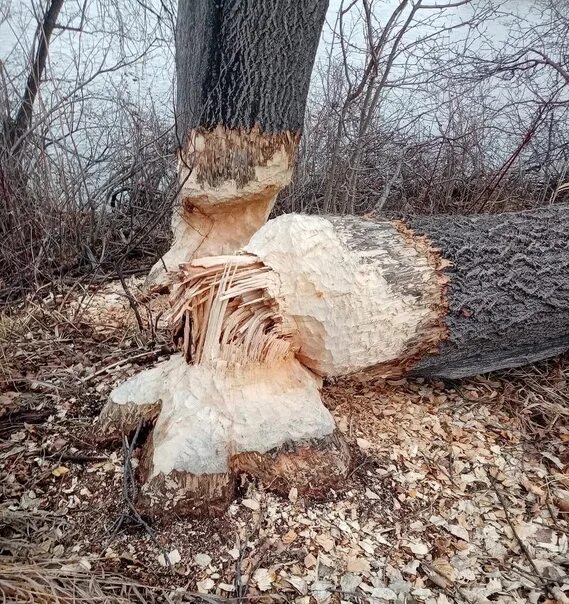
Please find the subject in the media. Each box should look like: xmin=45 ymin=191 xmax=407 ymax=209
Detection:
xmin=1 ymin=281 xmax=568 ymax=603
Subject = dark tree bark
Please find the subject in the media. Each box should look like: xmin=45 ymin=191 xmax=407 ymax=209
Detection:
xmin=176 ymin=0 xmax=329 ymax=140
xmin=7 ymin=0 xmax=64 ymax=153
xmin=408 ymin=204 xmax=569 ymax=378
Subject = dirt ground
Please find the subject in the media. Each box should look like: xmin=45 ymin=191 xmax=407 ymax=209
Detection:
xmin=1 ymin=280 xmax=568 ymax=603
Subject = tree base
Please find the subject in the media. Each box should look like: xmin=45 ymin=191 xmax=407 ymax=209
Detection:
xmin=99 ymin=355 xmax=350 ymax=516
xmin=135 ymin=431 xmax=350 ymax=518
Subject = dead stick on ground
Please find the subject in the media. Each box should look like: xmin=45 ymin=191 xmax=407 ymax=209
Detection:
xmin=105 ymin=422 xmax=173 ymax=571
xmin=489 ymin=472 xmax=564 ymax=601
xmin=116 ymin=263 xmax=145 ymax=333
xmin=82 ymin=348 xmax=169 ymax=383
xmin=422 ymin=562 xmax=473 ymax=604
xmin=48 ymin=451 xmax=108 ymax=463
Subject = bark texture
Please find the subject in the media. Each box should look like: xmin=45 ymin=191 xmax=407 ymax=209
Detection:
xmin=135 ymin=431 xmax=350 ymax=518
xmin=176 ymin=0 xmax=329 ymax=140
xmin=408 ymin=204 xmax=569 ymax=378
xmin=147 ymin=0 xmax=329 ymax=284
xmin=173 ymin=206 xmax=569 ymax=381
xmin=7 ymin=0 xmax=64 ymax=151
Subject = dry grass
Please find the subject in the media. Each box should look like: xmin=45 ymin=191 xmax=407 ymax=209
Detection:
xmin=0 ymin=557 xmax=221 ymax=603
xmin=497 ymin=355 xmax=569 ymax=435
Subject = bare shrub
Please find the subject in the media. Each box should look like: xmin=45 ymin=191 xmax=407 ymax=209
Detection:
xmin=277 ymin=0 xmax=569 ymax=218
xmin=0 ymin=0 xmax=177 ymax=303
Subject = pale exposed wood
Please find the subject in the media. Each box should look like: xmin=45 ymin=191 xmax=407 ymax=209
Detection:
xmin=170 ymin=257 xmax=292 ymax=365
xmin=243 ymin=214 xmax=448 ymax=377
xmin=173 ymin=206 xmax=569 ymax=380
xmin=148 ymin=0 xmax=329 ymax=285
xmin=99 ymin=355 xmax=347 ymax=516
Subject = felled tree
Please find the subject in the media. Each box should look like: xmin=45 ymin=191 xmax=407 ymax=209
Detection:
xmin=101 ymin=204 xmax=569 ymax=516
xmin=99 ymin=0 xmax=569 ymax=517
xmin=148 ymin=0 xmax=329 ymax=285
xmin=173 ymin=206 xmax=569 ymax=382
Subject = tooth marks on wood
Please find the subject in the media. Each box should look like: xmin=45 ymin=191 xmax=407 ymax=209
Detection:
xmin=183 ymin=126 xmax=299 ymax=189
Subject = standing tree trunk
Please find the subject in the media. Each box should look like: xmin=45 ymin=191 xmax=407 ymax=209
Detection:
xmin=5 ymin=0 xmax=64 ymax=153
xmin=100 ymin=0 xmax=351 ymax=518
xmin=148 ymin=0 xmax=330 ymax=286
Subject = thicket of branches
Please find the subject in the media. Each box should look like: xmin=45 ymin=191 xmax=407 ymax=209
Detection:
xmin=1 ymin=0 xmax=568 ymax=301
xmin=279 ymin=0 xmax=569 ymax=216
xmin=0 ymin=0 xmax=176 ymax=302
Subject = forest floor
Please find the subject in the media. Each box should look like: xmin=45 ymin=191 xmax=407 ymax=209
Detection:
xmin=1 ymin=279 xmax=568 ymax=604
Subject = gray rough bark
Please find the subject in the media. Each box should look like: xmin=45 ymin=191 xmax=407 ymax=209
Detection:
xmin=408 ymin=204 xmax=569 ymax=378
xmin=175 ymin=0 xmax=329 ymax=141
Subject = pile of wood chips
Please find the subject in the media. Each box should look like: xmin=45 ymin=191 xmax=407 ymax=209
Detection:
xmin=1 ymin=282 xmax=568 ymax=604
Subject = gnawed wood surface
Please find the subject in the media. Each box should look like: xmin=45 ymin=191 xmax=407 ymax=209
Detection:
xmin=171 ymin=206 xmax=569 ymax=380
xmin=99 ymin=354 xmax=348 ymax=516
xmin=170 ymin=254 xmax=292 ymax=365
xmin=244 ymin=214 xmax=449 ymax=376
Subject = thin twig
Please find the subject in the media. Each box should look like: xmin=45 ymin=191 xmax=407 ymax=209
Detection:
xmin=82 ymin=347 xmax=168 ymax=383
xmin=489 ymin=472 xmax=562 ymax=600
xmin=105 ymin=422 xmax=173 ymax=571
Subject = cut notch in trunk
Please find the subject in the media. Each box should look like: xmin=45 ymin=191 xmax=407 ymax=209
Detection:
xmin=169 ymin=254 xmax=293 ymax=366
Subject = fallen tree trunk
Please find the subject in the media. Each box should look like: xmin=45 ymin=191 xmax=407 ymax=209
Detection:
xmin=203 ymin=205 xmax=569 ymax=380
xmin=100 ymin=205 xmax=569 ymax=516
xmin=183 ymin=205 xmax=566 ymax=380
xmin=408 ymin=205 xmax=569 ymax=377
xmin=148 ymin=0 xmax=329 ymax=286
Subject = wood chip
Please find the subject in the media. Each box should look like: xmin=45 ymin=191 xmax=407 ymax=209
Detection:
xmin=446 ymin=524 xmax=470 ymax=542
xmin=241 ymin=498 xmax=260 ymax=511
xmin=194 ymin=553 xmax=211 ymax=568
xmin=196 ymin=578 xmax=214 ymax=593
xmin=282 ymin=529 xmax=298 ymax=545
xmin=157 ymin=549 xmax=181 ymax=566
xmin=346 ymin=556 xmax=371 ymax=574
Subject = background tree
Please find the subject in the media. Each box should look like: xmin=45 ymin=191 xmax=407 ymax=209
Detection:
xmin=0 ymin=0 xmax=176 ymax=300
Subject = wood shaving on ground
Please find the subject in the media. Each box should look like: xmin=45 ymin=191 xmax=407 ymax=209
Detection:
xmin=1 ymin=282 xmax=568 ymax=603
